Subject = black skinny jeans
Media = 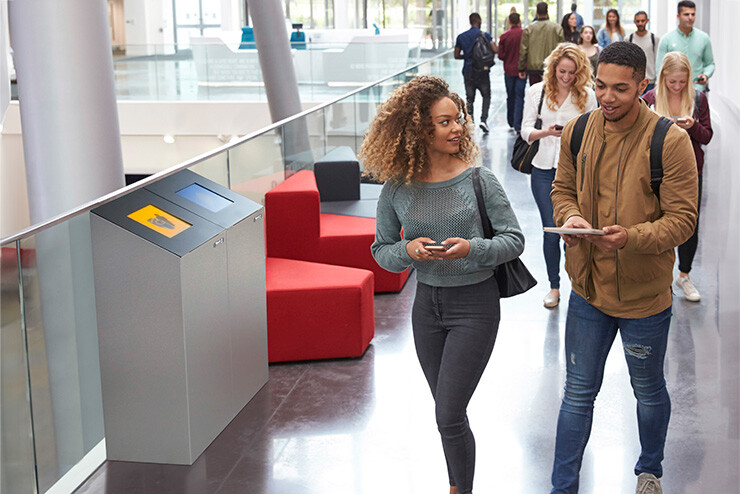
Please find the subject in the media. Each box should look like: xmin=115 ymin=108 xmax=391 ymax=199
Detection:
xmin=678 ymin=174 xmax=702 ymax=273
xmin=412 ymin=276 xmax=500 ymax=494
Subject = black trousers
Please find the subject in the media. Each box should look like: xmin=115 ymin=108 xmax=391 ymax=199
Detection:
xmin=463 ymin=70 xmax=491 ymax=123
xmin=678 ymin=173 xmax=702 ymax=273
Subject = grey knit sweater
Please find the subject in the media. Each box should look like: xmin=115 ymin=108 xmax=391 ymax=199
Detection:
xmin=371 ymin=166 xmax=525 ymax=287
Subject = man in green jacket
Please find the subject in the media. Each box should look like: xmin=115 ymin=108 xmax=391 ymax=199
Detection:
xmin=518 ymin=2 xmax=563 ymax=85
xmin=656 ymin=0 xmax=714 ymax=92
xmin=550 ymin=42 xmax=698 ymax=494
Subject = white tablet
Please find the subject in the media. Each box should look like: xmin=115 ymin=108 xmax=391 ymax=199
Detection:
xmin=544 ymin=227 xmax=606 ymax=235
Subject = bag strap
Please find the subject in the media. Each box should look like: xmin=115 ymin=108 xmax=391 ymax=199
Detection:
xmin=471 ymin=167 xmax=494 ymax=239
xmin=570 ymin=110 xmax=593 ymax=165
xmin=534 ymin=88 xmax=545 ymax=130
xmin=650 ymin=116 xmax=673 ymax=200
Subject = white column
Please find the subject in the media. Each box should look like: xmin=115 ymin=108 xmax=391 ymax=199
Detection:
xmin=0 ymin=2 xmax=9 ymax=125
xmin=221 ymin=0 xmax=242 ymax=32
xmin=9 ymin=0 xmax=124 ymax=224
xmin=8 ymin=0 xmax=123 ymax=472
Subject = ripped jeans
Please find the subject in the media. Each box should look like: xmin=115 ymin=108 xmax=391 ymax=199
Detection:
xmin=551 ymin=292 xmax=672 ymax=494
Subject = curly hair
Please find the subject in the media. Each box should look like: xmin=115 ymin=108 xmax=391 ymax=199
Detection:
xmin=358 ymin=76 xmax=478 ymax=184
xmin=542 ymin=43 xmax=593 ymax=113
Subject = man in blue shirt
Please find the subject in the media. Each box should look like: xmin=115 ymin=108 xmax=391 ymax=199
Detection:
xmin=454 ymin=13 xmax=496 ymax=133
xmin=656 ymin=0 xmax=714 ymax=92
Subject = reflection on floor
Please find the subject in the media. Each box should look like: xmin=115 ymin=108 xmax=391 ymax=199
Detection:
xmin=75 ymin=68 xmax=739 ymax=494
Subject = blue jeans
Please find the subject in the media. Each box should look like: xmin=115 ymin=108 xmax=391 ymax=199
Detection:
xmin=530 ymin=167 xmax=561 ymax=289
xmin=551 ymin=292 xmax=672 ymax=493
xmin=412 ymin=276 xmax=500 ymax=494
xmin=504 ymin=74 xmax=526 ymax=131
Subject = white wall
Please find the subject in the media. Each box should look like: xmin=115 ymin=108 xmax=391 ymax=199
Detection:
xmin=124 ymin=0 xmax=174 ymax=54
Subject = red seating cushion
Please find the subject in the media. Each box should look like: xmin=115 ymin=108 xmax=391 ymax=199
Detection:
xmin=265 ymin=258 xmax=375 ymax=363
xmin=264 ymin=171 xmax=409 ymax=293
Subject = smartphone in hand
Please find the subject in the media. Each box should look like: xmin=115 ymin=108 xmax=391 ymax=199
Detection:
xmin=676 ymin=117 xmax=688 ymax=124
xmin=425 ymin=245 xmax=446 ymax=251
xmin=554 ymin=125 xmax=564 ymax=131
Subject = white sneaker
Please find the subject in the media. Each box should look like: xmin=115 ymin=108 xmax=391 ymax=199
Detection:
xmin=636 ymin=472 xmax=662 ymax=494
xmin=479 ymin=121 xmax=489 ymax=133
xmin=676 ymin=276 xmax=701 ymax=302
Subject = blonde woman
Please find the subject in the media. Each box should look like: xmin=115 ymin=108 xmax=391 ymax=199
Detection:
xmin=521 ymin=43 xmax=597 ymax=308
xmin=642 ymin=51 xmax=713 ymax=301
xmin=597 ymin=8 xmax=625 ymax=48
xmin=361 ymin=76 xmax=524 ymax=494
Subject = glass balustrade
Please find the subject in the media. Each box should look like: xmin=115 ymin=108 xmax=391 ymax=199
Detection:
xmin=0 ymin=52 xmax=451 ymax=493
xmin=110 ymin=38 xmax=430 ymax=103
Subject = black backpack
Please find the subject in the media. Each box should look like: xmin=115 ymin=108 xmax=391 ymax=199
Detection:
xmin=569 ymin=111 xmax=673 ymax=199
xmin=471 ymin=32 xmax=495 ymax=72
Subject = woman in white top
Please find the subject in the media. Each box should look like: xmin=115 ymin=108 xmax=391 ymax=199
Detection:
xmin=521 ymin=42 xmax=597 ymax=308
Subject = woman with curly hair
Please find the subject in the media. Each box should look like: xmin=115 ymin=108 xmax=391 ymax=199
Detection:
xmin=360 ymin=75 xmax=524 ymax=494
xmin=521 ymin=43 xmax=597 ymax=308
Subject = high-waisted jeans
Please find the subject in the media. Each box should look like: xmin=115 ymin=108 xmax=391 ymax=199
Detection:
xmin=412 ymin=276 xmax=500 ymax=494
xmin=551 ymin=292 xmax=672 ymax=493
xmin=531 ymin=166 xmax=562 ymax=289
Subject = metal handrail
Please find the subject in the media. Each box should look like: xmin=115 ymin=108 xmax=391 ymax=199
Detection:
xmin=1 ymin=49 xmax=453 ymax=246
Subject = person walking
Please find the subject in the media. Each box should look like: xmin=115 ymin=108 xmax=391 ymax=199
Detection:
xmin=570 ymin=3 xmax=584 ymax=31
xmin=657 ymin=0 xmax=714 ymax=93
xmin=642 ymin=51 xmax=713 ymax=302
xmin=596 ymin=8 xmax=624 ymax=48
xmin=519 ymin=2 xmax=564 ymax=85
xmin=520 ymin=43 xmax=597 ymax=308
xmin=562 ymin=13 xmax=580 ymax=44
xmin=498 ymin=12 xmax=526 ymax=133
xmin=455 ymin=12 xmax=497 ymax=133
xmin=628 ymin=11 xmax=660 ymax=93
xmin=549 ymin=42 xmax=698 ymax=494
xmin=361 ymin=75 xmax=525 ymax=494
xmin=578 ymin=26 xmax=600 ymax=77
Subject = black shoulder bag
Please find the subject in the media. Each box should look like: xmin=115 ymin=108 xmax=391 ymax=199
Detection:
xmin=510 ymin=88 xmax=545 ymax=174
xmin=471 ymin=168 xmax=537 ymax=297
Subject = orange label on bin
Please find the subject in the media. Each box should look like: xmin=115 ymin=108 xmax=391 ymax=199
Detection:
xmin=127 ymin=205 xmax=191 ymax=238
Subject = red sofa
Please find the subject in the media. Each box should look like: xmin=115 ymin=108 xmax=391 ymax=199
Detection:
xmin=264 ymin=170 xmax=409 ymax=293
xmin=265 ymin=258 xmax=374 ymax=363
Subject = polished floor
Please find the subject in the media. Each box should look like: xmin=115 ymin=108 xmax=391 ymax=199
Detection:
xmin=75 ymin=71 xmax=739 ymax=493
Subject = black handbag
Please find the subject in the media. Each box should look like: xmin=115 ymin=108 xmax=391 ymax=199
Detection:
xmin=471 ymin=168 xmax=537 ymax=297
xmin=510 ymin=88 xmax=545 ymax=174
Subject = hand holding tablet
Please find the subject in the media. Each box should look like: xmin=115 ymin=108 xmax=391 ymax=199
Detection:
xmin=544 ymin=227 xmax=606 ymax=236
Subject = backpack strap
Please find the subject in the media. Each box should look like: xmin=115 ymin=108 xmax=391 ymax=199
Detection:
xmin=570 ymin=110 xmax=593 ymax=168
xmin=651 ymin=32 xmax=655 ymax=49
xmin=693 ymin=91 xmax=702 ymax=115
xmin=628 ymin=33 xmax=634 ymax=42
xmin=650 ymin=116 xmax=673 ymax=200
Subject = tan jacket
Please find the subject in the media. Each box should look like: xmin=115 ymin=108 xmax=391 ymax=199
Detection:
xmin=518 ymin=19 xmax=564 ymax=72
xmin=552 ymin=102 xmax=698 ymax=317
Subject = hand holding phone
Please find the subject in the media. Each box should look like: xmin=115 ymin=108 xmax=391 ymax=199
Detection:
xmin=424 ymin=244 xmax=447 ymax=251
xmin=554 ymin=124 xmax=564 ymax=131
xmin=676 ymin=117 xmax=688 ymax=124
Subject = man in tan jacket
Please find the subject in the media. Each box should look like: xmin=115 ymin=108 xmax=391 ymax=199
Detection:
xmin=518 ymin=2 xmax=563 ymax=84
xmin=549 ymin=42 xmax=697 ymax=494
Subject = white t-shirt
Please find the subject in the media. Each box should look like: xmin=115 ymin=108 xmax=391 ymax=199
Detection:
xmin=521 ymin=82 xmax=598 ymax=170
xmin=630 ymin=31 xmax=660 ymax=83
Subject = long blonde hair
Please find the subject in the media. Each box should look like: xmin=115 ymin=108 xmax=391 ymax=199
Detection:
xmin=654 ymin=51 xmax=695 ymax=117
xmin=542 ymin=43 xmax=593 ymax=112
